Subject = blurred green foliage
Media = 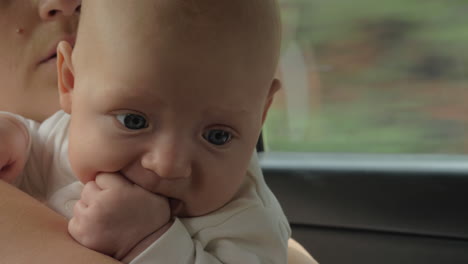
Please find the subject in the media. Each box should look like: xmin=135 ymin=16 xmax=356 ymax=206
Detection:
xmin=265 ymin=0 xmax=468 ymax=154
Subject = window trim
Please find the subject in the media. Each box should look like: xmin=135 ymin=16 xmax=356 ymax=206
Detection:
xmin=259 ymin=152 xmax=468 ymax=176
xmin=259 ymin=151 xmax=468 ymax=241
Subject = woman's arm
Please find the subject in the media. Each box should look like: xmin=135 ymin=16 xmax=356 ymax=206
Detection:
xmin=0 ymin=181 xmax=317 ymax=264
xmin=288 ymin=238 xmax=319 ymax=264
xmin=0 ymin=181 xmax=120 ymax=264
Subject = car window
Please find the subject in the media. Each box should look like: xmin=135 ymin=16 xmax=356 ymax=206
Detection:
xmin=264 ymin=0 xmax=468 ymax=154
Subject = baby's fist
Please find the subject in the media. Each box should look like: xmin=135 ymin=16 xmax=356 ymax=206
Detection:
xmin=68 ymin=173 xmax=171 ymax=259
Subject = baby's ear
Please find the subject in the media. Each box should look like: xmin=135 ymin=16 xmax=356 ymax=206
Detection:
xmin=262 ymin=78 xmax=281 ymax=124
xmin=57 ymin=41 xmax=75 ymax=114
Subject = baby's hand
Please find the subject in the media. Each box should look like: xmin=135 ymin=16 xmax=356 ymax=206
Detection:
xmin=68 ymin=172 xmax=171 ymax=260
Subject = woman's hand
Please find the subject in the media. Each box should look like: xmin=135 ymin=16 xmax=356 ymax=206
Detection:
xmin=68 ymin=172 xmax=171 ymax=260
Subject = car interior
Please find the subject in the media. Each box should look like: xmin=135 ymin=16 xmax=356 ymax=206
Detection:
xmin=259 ymin=149 xmax=468 ymax=264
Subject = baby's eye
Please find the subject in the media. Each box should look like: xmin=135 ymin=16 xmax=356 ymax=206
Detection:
xmin=116 ymin=114 xmax=148 ymax=130
xmin=203 ymin=129 xmax=232 ymax=146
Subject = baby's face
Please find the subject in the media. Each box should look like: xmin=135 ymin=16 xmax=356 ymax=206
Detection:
xmin=66 ymin=38 xmax=274 ymax=218
xmin=61 ymin=0 xmax=280 ymax=217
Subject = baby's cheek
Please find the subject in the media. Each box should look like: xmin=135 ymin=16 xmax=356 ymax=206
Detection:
xmin=75 ymin=147 xmax=135 ymax=184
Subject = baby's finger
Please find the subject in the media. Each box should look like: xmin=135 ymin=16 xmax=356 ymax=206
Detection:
xmin=68 ymin=217 xmax=80 ymax=240
xmin=81 ymin=181 xmax=101 ymax=204
xmin=68 ymin=215 xmax=89 ymax=247
xmin=73 ymin=199 xmax=88 ymax=219
xmin=95 ymin=172 xmax=131 ymax=190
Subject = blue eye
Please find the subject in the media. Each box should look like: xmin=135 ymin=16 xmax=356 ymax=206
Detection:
xmin=116 ymin=114 xmax=148 ymax=130
xmin=203 ymin=129 xmax=232 ymax=146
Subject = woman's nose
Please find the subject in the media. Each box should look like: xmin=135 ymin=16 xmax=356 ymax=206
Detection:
xmin=38 ymin=0 xmax=81 ymax=20
xmin=141 ymin=141 xmax=192 ymax=180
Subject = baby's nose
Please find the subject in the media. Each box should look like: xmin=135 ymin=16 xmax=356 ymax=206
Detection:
xmin=141 ymin=142 xmax=192 ymax=180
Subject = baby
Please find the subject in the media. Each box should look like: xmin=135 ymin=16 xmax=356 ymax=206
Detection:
xmin=0 ymin=0 xmax=290 ymax=263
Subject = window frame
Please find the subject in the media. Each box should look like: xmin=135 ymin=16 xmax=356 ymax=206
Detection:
xmin=258 ymin=135 xmax=468 ymax=263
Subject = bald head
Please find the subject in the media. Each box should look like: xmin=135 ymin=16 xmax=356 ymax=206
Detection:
xmin=58 ymin=0 xmax=283 ymax=205
xmin=73 ymin=0 xmax=281 ymax=82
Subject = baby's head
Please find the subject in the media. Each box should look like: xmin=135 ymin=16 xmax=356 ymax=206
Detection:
xmin=58 ymin=0 xmax=281 ymax=217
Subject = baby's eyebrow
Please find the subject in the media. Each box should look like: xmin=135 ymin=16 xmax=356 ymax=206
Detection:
xmin=103 ymin=85 xmax=167 ymax=105
xmin=202 ymin=107 xmax=250 ymax=116
xmin=200 ymin=107 xmax=254 ymax=126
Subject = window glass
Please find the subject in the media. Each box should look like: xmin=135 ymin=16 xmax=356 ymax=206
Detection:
xmin=264 ymin=0 xmax=468 ymax=154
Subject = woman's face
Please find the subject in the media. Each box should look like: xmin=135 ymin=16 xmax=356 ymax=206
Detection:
xmin=0 ymin=0 xmax=80 ymax=122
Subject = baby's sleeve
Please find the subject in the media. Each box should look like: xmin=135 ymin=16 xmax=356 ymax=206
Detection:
xmin=0 ymin=111 xmax=35 ymax=156
xmin=129 ymin=205 xmax=290 ymax=264
xmin=0 ymin=112 xmax=44 ymax=198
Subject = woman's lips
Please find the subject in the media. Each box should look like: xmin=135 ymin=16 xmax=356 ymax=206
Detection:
xmin=40 ymin=53 xmax=57 ymax=65
xmin=39 ymin=36 xmax=75 ymax=66
xmin=39 ymin=44 xmax=58 ymax=65
xmin=37 ymin=53 xmax=58 ymax=74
